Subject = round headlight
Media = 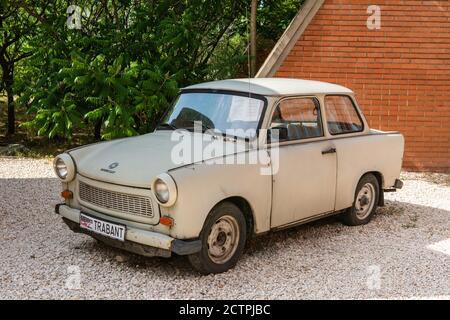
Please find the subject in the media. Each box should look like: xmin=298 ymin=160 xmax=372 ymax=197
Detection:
xmin=53 ymin=154 xmax=76 ymax=182
xmin=154 ymin=179 xmax=170 ymax=203
xmin=54 ymin=158 xmax=68 ymax=179
xmin=152 ymin=173 xmax=177 ymax=207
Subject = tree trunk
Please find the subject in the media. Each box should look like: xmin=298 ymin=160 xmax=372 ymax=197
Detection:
xmin=250 ymin=0 xmax=258 ymax=77
xmin=4 ymin=67 xmax=15 ymax=135
xmin=6 ymin=86 xmax=14 ymax=135
xmin=94 ymin=118 xmax=102 ymax=140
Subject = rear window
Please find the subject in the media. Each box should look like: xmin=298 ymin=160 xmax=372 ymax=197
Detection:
xmin=325 ymin=96 xmax=363 ymax=135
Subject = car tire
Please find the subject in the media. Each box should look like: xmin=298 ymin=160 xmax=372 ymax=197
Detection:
xmin=342 ymin=174 xmax=379 ymax=226
xmin=188 ymin=202 xmax=247 ymax=274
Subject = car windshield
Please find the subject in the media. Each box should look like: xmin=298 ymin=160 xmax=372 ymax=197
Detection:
xmin=160 ymin=91 xmax=266 ymax=139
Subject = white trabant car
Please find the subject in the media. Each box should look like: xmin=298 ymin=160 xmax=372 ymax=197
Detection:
xmin=54 ymin=78 xmax=404 ymax=274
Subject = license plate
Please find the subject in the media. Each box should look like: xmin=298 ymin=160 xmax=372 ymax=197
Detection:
xmin=80 ymin=213 xmax=126 ymax=242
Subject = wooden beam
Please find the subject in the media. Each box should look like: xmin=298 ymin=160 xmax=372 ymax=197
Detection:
xmin=256 ymin=0 xmax=325 ymax=78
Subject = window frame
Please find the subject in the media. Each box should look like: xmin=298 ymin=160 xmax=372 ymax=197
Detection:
xmin=324 ymin=94 xmax=365 ymax=136
xmin=269 ymin=96 xmax=325 ymax=143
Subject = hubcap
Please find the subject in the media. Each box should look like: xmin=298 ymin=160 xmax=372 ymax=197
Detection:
xmin=207 ymin=215 xmax=240 ymax=264
xmin=355 ymin=183 xmax=376 ymax=220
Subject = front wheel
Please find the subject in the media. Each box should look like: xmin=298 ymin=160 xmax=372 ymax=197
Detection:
xmin=342 ymin=174 xmax=379 ymax=226
xmin=188 ymin=202 xmax=247 ymax=274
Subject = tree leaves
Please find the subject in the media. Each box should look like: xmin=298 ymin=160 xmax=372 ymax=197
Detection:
xmin=14 ymin=0 xmax=302 ymax=140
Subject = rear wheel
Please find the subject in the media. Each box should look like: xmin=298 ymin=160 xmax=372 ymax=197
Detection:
xmin=342 ymin=174 xmax=379 ymax=226
xmin=188 ymin=202 xmax=246 ymax=274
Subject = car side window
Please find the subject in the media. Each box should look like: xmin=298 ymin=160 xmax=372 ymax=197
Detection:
xmin=270 ymin=97 xmax=323 ymax=141
xmin=325 ymin=95 xmax=364 ymax=135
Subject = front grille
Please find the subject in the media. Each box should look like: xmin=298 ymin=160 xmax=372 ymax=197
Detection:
xmin=79 ymin=181 xmax=154 ymax=218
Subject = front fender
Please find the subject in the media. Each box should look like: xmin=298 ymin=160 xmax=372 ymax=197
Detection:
xmin=163 ymin=151 xmax=272 ymax=239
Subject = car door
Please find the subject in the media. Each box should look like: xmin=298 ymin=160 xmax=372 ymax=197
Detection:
xmin=323 ymin=95 xmax=368 ymax=211
xmin=269 ymin=96 xmax=337 ymax=228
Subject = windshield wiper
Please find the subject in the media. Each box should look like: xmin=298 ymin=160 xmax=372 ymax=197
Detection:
xmin=158 ymin=121 xmax=249 ymax=142
xmin=215 ymin=132 xmax=251 ymax=143
xmin=156 ymin=123 xmax=178 ymax=130
xmin=181 ymin=120 xmax=214 ymax=133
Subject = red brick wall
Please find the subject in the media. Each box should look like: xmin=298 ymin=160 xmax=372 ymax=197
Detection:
xmin=275 ymin=0 xmax=450 ymax=172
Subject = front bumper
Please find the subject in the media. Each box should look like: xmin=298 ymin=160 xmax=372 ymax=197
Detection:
xmin=55 ymin=204 xmax=201 ymax=257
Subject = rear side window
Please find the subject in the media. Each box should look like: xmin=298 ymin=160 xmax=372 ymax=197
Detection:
xmin=325 ymin=96 xmax=363 ymax=135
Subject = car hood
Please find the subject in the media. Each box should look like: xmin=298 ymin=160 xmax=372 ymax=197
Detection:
xmin=69 ymin=130 xmax=248 ymax=188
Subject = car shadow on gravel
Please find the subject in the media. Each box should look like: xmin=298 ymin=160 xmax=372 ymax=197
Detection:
xmin=70 ymin=198 xmax=450 ymax=278
xmin=83 ymin=214 xmax=345 ymax=276
xmin=242 ymin=199 xmax=449 ymax=261
xmin=244 ymin=215 xmax=342 ymax=256
xmin=5 ymin=176 xmax=443 ymax=279
xmin=68 ymin=201 xmax=450 ymax=276
xmin=74 ymin=235 xmax=196 ymax=276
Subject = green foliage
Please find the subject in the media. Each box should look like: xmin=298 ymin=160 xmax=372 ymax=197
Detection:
xmin=257 ymin=0 xmax=304 ymax=40
xmin=21 ymin=52 xmax=178 ymax=140
xmin=11 ymin=0 xmax=303 ymax=141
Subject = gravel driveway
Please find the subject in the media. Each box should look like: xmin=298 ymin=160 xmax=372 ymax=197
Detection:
xmin=0 ymin=157 xmax=449 ymax=299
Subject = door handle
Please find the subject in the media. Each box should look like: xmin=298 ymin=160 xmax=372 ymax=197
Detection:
xmin=322 ymin=147 xmax=336 ymax=155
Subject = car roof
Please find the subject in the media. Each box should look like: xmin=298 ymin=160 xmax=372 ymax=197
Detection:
xmin=182 ymin=78 xmax=353 ymax=96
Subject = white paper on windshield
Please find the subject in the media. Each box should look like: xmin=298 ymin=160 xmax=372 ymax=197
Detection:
xmin=227 ymin=96 xmax=262 ymax=122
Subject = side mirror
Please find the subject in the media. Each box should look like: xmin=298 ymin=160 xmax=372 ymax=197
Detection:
xmin=267 ymin=126 xmax=288 ymax=143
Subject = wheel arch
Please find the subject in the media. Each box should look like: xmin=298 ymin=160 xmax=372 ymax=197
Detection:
xmin=214 ymin=196 xmax=255 ymax=239
xmin=358 ymin=171 xmax=384 ymax=207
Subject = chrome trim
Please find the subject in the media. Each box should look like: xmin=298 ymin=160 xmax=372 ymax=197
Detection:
xmin=76 ymin=175 xmax=160 ymax=225
xmin=79 ymin=181 xmax=154 ymax=218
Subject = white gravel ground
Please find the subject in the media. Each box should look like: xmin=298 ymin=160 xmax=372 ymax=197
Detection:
xmin=0 ymin=157 xmax=449 ymax=300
